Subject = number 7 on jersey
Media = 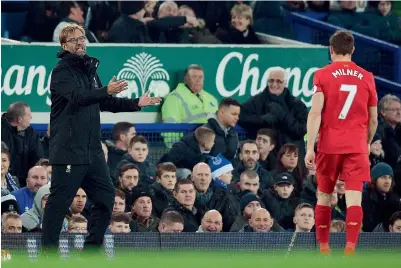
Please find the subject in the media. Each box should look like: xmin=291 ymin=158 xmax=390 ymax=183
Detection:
xmin=338 ymin=84 xmax=357 ymax=119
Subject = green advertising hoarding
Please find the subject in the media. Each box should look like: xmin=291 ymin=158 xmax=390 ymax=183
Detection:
xmin=1 ymin=44 xmax=328 ymax=115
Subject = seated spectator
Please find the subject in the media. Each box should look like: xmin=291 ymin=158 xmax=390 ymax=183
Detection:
xmin=1 ymin=213 xmax=22 ymax=233
xmin=272 ymin=144 xmax=307 ymax=197
xmin=1 ymin=143 xmax=19 ymax=192
xmin=67 ymin=215 xmax=88 ymax=234
xmin=262 ymin=172 xmax=300 ymax=230
xmin=306 ymin=0 xmax=331 ymax=12
xmin=326 ymin=0 xmax=364 ymax=30
xmin=215 ymin=4 xmax=261 ymax=44
xmin=159 ymin=127 xmax=215 ymax=178
xmin=12 ymin=166 xmax=48 ymax=214
xmin=370 ymin=134 xmax=385 ymax=167
xmin=330 ymin=220 xmax=346 ymax=233
xmin=158 ymin=211 xmax=184 ymax=233
xmin=69 ymin=188 xmax=87 ymax=218
xmin=362 ymin=163 xmax=401 ymax=232
xmin=241 ymin=208 xmax=275 ymax=232
xmin=113 ymin=189 xmax=126 ymax=213
xmin=1 ymin=194 xmax=19 ymax=218
xmin=36 ymin=158 xmax=52 ymax=182
xmin=149 ymin=163 xmax=177 ymax=218
xmin=114 ymin=136 xmax=156 ymax=187
xmin=165 ymin=179 xmax=203 ymax=232
xmin=53 ymin=1 xmax=97 ymax=43
xmin=109 ymin=212 xmax=131 ymax=233
xmin=377 ymin=95 xmax=401 ymax=169
xmin=334 ymin=179 xmax=347 ymax=220
xmin=239 ymin=67 xmax=307 ymax=160
xmin=293 ymin=203 xmax=315 ymax=232
xmin=388 ymin=211 xmax=401 ymax=233
xmin=255 ymin=129 xmax=277 ymax=172
xmin=232 ymin=140 xmax=274 ymax=190
xmin=1 ymin=102 xmax=43 ymax=186
xmin=203 ymin=98 xmax=240 ymax=162
xmin=395 ymin=157 xmax=401 ymax=197
xmin=209 ymin=154 xmax=234 ymax=190
xmin=116 ymin=163 xmax=140 ymax=211
xmin=197 ymin=210 xmax=223 ymax=232
xmin=20 ymin=185 xmax=50 ymax=231
xmin=105 ymin=122 xmax=136 ymax=171
xmin=300 ymin=172 xmax=317 ymax=206
xmin=40 ymin=124 xmax=50 ymax=158
xmin=129 ymin=187 xmax=159 ymax=232
xmin=230 ymin=191 xmax=262 ymax=232
xmin=234 ymin=170 xmax=263 ymax=198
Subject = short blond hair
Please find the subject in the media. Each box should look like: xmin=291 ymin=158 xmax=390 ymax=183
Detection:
xmin=59 ymin=24 xmax=85 ymax=44
xmin=231 ymin=4 xmax=253 ymax=25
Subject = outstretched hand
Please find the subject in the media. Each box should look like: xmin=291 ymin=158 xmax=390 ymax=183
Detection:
xmin=107 ymin=76 xmax=128 ymax=95
xmin=138 ymin=90 xmax=162 ymax=107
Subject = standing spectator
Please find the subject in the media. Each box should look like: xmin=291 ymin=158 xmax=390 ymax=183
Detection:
xmin=293 ymin=203 xmax=315 ymax=232
xmin=20 ymin=184 xmax=50 ymax=231
xmin=12 ymin=166 xmax=48 ymax=214
xmin=197 ymin=210 xmax=223 ymax=232
xmin=255 ymin=129 xmax=277 ymax=172
xmin=158 ymin=211 xmax=184 ymax=233
xmin=129 ymin=187 xmax=159 ymax=232
xmin=1 ymin=214 xmax=22 ymax=233
xmin=113 ymin=189 xmax=126 ymax=213
xmin=203 ymin=98 xmax=240 ymax=162
xmin=116 ymin=163 xmax=140 ymax=211
xmin=1 ymin=143 xmax=19 ymax=192
xmin=1 ymin=102 xmax=44 ymax=186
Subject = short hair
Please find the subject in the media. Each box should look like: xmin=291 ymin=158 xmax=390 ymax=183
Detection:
xmin=329 ymin=30 xmax=354 ymax=56
xmin=231 ymin=4 xmax=253 ymax=25
xmin=379 ymin=94 xmax=401 ymax=113
xmin=1 ymin=142 xmax=10 ymax=160
xmin=240 ymin=170 xmax=259 ymax=181
xmin=112 ymin=122 xmax=135 ymax=142
xmin=194 ymin=126 xmax=215 ymax=143
xmin=129 ymin=135 xmax=148 ymax=148
xmin=294 ymin=203 xmax=314 ymax=214
xmin=160 ymin=211 xmax=184 ymax=225
xmin=68 ymin=215 xmax=87 ymax=229
xmin=119 ymin=163 xmax=140 ymax=177
xmin=156 ymin=162 xmax=176 ymax=178
xmin=110 ymin=212 xmax=130 ymax=224
xmin=330 ymin=220 xmax=346 ymax=232
xmin=174 ymin=179 xmax=195 ymax=193
xmin=115 ymin=189 xmax=126 ymax=201
xmin=218 ymin=98 xmax=241 ymax=111
xmin=2 ymin=213 xmax=21 ymax=223
xmin=58 ymin=23 xmax=85 ymax=45
xmin=36 ymin=158 xmax=50 ymax=167
xmin=184 ymin=64 xmax=204 ymax=77
xmin=389 ymin=211 xmax=401 ymax=226
xmin=267 ymin=67 xmax=288 ymax=82
xmin=5 ymin=102 xmax=29 ymax=123
xmin=240 ymin=140 xmax=258 ymax=152
xmin=256 ymin=128 xmax=277 ymax=145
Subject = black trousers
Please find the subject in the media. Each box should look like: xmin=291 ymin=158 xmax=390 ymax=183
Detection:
xmin=42 ymin=151 xmax=115 ymax=248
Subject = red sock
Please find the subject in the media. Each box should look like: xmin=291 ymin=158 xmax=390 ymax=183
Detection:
xmin=315 ymin=205 xmax=332 ymax=248
xmin=346 ymin=206 xmax=363 ymax=249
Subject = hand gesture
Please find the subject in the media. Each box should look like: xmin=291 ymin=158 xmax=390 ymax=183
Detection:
xmin=304 ymin=150 xmax=316 ymax=171
xmin=138 ymin=90 xmax=162 ymax=107
xmin=107 ymin=76 xmax=128 ymax=95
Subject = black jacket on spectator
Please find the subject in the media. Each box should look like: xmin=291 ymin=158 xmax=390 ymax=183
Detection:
xmin=40 ymin=135 xmax=50 ymax=158
xmin=148 ymin=16 xmax=189 ymax=43
xmin=104 ymin=140 xmax=127 ymax=172
xmin=377 ymin=117 xmax=401 ymax=169
xmin=203 ymin=117 xmax=238 ymax=162
xmin=395 ymin=158 xmax=401 ymax=197
xmin=258 ymin=153 xmax=277 ymax=172
xmin=300 ymin=175 xmax=317 ymax=206
xmin=149 ymin=182 xmax=175 ymax=218
xmin=1 ymin=115 xmax=43 ymax=186
xmin=49 ymin=50 xmax=141 ymax=165
xmin=232 ymin=161 xmax=274 ymax=190
xmin=117 ymin=186 xmax=134 ymax=212
xmin=113 ymin=154 xmax=157 ymax=187
xmin=215 ymin=25 xmax=261 ymax=44
xmin=164 ymin=201 xmax=204 ymax=232
xmin=107 ymin=14 xmax=152 ymax=43
xmin=361 ymin=187 xmax=401 ymax=232
xmin=158 ymin=132 xmax=207 ymax=170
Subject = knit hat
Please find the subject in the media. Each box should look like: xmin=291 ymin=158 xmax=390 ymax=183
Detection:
xmin=274 ymin=172 xmax=295 ymax=185
xmin=208 ymin=154 xmax=234 ymax=180
xmin=121 ymin=1 xmax=145 ymax=15
xmin=371 ymin=162 xmax=393 ymax=182
xmin=239 ymin=191 xmax=260 ymax=212
xmin=371 ymin=133 xmax=381 ymax=144
xmin=131 ymin=187 xmax=152 ymax=205
xmin=1 ymin=194 xmax=19 ymax=215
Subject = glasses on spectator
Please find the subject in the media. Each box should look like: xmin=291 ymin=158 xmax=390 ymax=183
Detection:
xmin=268 ymin=79 xmax=284 ymax=85
xmin=66 ymin=36 xmax=86 ymax=44
xmin=70 ymin=227 xmax=87 ymax=231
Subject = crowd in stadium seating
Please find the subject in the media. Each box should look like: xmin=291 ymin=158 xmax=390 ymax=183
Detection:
xmin=5 ymin=1 xmax=400 ymax=45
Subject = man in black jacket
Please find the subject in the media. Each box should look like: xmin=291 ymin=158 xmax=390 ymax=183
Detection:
xmin=41 ymin=24 xmax=161 ymax=250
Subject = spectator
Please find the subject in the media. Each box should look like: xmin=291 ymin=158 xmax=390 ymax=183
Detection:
xmin=1 ymin=143 xmax=19 ymax=192
xmin=165 ymin=179 xmax=203 ymax=232
xmin=326 ymin=0 xmax=363 ymax=30
xmin=330 ymin=220 xmax=346 ymax=233
xmin=395 ymin=157 xmax=401 ymax=197
xmin=53 ymin=1 xmax=98 ymax=43
xmin=158 ymin=127 xmax=215 ymax=178
xmin=40 ymin=124 xmax=50 ymax=158
xmin=215 ymin=4 xmax=261 ymax=44
xmin=149 ymin=162 xmax=177 ymax=218
xmin=67 ymin=215 xmax=88 ymax=234
xmin=109 ymin=212 xmax=131 ymax=233
xmin=293 ymin=203 xmax=315 ymax=232
xmin=69 ymin=188 xmax=87 ymax=218
xmin=235 ymin=170 xmax=261 ymax=197
xmin=232 ymin=140 xmax=274 ymax=190
xmin=162 ymin=64 xmax=218 ymax=124
xmin=12 ymin=166 xmax=48 ymax=214
xmin=300 ymin=172 xmax=317 ymax=206
xmin=377 ymin=95 xmax=401 ymax=169
xmin=20 ymin=184 xmax=50 ymax=231
xmin=105 ymin=122 xmax=136 ymax=171
xmin=113 ymin=189 xmax=126 ymax=213
xmin=203 ymin=98 xmax=241 ymax=162
xmin=334 ymin=180 xmax=347 ymax=221
xmin=114 ymin=136 xmax=156 ymax=187
xmin=370 ymin=134 xmax=385 ymax=167
xmin=306 ymin=0 xmax=331 ymax=12
xmin=101 ymin=142 xmax=108 ymax=163
xmin=197 ymin=210 xmax=223 ymax=232
xmin=1 ymin=213 xmax=22 ymax=233
xmin=36 ymin=158 xmax=52 ymax=182
xmin=208 ymin=154 xmax=234 ymax=189
xmin=239 ymin=67 xmax=307 ymax=162
xmin=116 ymin=163 xmax=140 ymax=211
xmin=255 ymin=129 xmax=277 ymax=172
xmin=362 ymin=163 xmax=401 ymax=232
xmin=158 ymin=211 xmax=184 ymax=233
xmin=87 ymin=1 xmax=120 ymax=42
xmin=1 ymin=194 xmax=19 ymax=217
xmin=204 ymin=1 xmax=246 ymax=34
xmin=388 ymin=211 xmax=401 ymax=233
xmin=129 ymin=187 xmax=160 ymax=232
xmin=1 ymin=102 xmax=44 ymax=186
xmin=230 ymin=191 xmax=262 ymax=232
xmin=241 ymin=208 xmax=275 ymax=232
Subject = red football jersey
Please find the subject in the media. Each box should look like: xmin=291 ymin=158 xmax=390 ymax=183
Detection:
xmin=313 ymin=61 xmax=377 ymax=154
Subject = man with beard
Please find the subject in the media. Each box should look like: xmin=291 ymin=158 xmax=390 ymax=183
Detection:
xmin=69 ymin=188 xmax=87 ymax=218
xmin=42 ymin=24 xmax=161 ymax=250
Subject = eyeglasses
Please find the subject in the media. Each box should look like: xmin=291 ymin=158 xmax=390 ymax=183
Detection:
xmin=66 ymin=36 xmax=86 ymax=44
xmin=268 ymin=79 xmax=284 ymax=85
xmin=70 ymin=227 xmax=87 ymax=231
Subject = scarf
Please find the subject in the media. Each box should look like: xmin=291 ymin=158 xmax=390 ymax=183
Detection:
xmin=196 ymin=188 xmax=213 ymax=208
xmin=213 ymin=179 xmax=228 ymax=191
xmin=5 ymin=173 xmax=19 ymax=192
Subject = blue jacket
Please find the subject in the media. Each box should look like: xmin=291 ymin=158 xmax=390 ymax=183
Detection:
xmin=11 ymin=187 xmax=35 ymax=214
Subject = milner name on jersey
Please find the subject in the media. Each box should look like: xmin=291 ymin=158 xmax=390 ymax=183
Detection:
xmin=332 ymin=69 xmax=364 ymax=80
